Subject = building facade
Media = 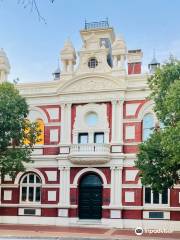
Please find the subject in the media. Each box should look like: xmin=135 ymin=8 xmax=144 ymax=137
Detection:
xmin=0 ymin=21 xmax=180 ymax=230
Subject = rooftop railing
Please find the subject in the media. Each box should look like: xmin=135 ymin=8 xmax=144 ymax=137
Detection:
xmin=84 ymin=19 xmax=110 ymax=30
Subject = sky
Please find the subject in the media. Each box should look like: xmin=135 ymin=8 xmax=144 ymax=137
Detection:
xmin=0 ymin=0 xmax=180 ymax=83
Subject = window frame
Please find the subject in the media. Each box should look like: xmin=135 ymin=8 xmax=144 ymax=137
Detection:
xmin=78 ymin=133 xmax=89 ymax=144
xmin=20 ymin=173 xmax=42 ymax=204
xmin=94 ymin=132 xmax=104 ymax=144
xmin=88 ymin=57 xmax=98 ymax=68
xmin=144 ymin=187 xmax=169 ymax=207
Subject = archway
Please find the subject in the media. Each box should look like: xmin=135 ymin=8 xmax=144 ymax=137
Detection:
xmin=79 ymin=173 xmax=102 ymax=219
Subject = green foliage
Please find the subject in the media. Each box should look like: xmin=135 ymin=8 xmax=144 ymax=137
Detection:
xmin=135 ymin=59 xmax=180 ymax=191
xmin=0 ymin=82 xmax=40 ymax=179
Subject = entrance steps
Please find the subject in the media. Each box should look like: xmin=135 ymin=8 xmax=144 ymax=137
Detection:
xmin=71 ymin=219 xmax=109 ymax=228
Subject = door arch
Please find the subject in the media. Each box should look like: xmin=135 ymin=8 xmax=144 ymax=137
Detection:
xmin=79 ymin=173 xmax=102 ymax=219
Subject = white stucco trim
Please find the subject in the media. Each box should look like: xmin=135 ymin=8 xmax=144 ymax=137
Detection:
xmin=137 ymin=100 xmax=157 ymax=121
xmin=14 ymin=169 xmax=46 ymax=185
xmin=28 ymin=106 xmax=48 ymax=124
xmin=73 ymin=167 xmax=107 ymax=186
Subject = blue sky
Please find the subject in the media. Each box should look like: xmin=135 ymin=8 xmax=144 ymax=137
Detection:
xmin=0 ymin=0 xmax=180 ymax=83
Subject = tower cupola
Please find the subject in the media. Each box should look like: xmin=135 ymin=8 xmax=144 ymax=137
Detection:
xmin=60 ymin=39 xmax=76 ymax=74
xmin=148 ymin=53 xmax=160 ymax=73
xmin=0 ymin=48 xmax=10 ymax=83
xmin=112 ymin=36 xmax=127 ymax=70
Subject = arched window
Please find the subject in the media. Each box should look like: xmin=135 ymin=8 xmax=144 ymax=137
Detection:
xmin=36 ymin=119 xmax=44 ymax=145
xmin=20 ymin=173 xmax=42 ymax=203
xmin=142 ymin=113 xmax=155 ymax=141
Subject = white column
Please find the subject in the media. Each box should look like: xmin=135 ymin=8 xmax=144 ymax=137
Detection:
xmin=111 ymin=100 xmax=117 ymax=143
xmin=60 ymin=103 xmax=66 ymax=144
xmin=60 ymin=103 xmax=72 ymax=144
xmin=111 ymin=100 xmax=124 ymax=144
xmin=110 ymin=166 xmax=122 ymax=207
xmin=66 ymin=103 xmax=72 ymax=144
xmin=68 ymin=60 xmax=73 ymax=72
xmin=113 ymin=56 xmax=118 ymax=68
xmin=62 ymin=60 xmax=67 ymax=73
xmin=59 ymin=167 xmax=70 ymax=206
xmin=116 ymin=100 xmax=124 ymax=144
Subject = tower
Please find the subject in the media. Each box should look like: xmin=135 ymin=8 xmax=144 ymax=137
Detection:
xmin=60 ymin=39 xmax=76 ymax=74
xmin=111 ymin=36 xmax=127 ymax=73
xmin=76 ymin=19 xmax=115 ymax=73
xmin=148 ymin=52 xmax=160 ymax=73
xmin=0 ymin=48 xmax=10 ymax=83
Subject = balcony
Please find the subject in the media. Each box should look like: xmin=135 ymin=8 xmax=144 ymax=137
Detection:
xmin=68 ymin=143 xmax=110 ymax=165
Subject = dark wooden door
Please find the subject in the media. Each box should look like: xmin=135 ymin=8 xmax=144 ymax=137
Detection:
xmin=79 ymin=174 xmax=102 ymax=219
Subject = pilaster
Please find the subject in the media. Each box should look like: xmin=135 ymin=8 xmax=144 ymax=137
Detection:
xmin=110 ymin=166 xmax=122 ymax=207
xmin=59 ymin=166 xmax=70 ymax=206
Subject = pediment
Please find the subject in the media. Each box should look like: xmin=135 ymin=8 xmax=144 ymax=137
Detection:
xmin=60 ymin=76 xmax=123 ymax=93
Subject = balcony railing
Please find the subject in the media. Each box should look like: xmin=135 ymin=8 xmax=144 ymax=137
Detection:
xmin=69 ymin=143 xmax=110 ymax=164
xmin=70 ymin=143 xmax=110 ymax=153
xmin=84 ymin=19 xmax=109 ymax=30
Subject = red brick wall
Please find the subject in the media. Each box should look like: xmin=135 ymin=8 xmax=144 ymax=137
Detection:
xmin=170 ymin=189 xmax=180 ymax=207
xmin=170 ymin=212 xmax=180 ymax=221
xmin=1 ymin=188 xmax=19 ymax=204
xmin=41 ymin=188 xmax=59 ymax=204
xmin=44 ymin=126 xmax=60 ymax=145
xmin=41 ymin=208 xmax=57 ymax=217
xmin=0 ymin=207 xmax=18 ymax=216
xmin=122 ymin=210 xmax=142 ymax=219
xmin=124 ymin=100 xmax=147 ymax=119
xmin=123 ymin=145 xmax=139 ymax=154
xmin=122 ymin=167 xmax=139 ymax=184
xmin=39 ymin=105 xmax=61 ymax=122
xmin=123 ymin=122 xmax=142 ymax=143
xmin=122 ymin=188 xmax=142 ymax=206
xmin=38 ymin=168 xmax=59 ymax=184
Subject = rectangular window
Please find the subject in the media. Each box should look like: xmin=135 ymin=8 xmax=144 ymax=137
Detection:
xmin=24 ymin=209 xmax=36 ymax=215
xmin=145 ymin=187 xmax=168 ymax=205
xmin=149 ymin=212 xmax=164 ymax=219
xmin=36 ymin=187 xmax=41 ymax=202
xmin=145 ymin=187 xmax=151 ymax=203
xmin=153 ymin=191 xmax=159 ymax=204
xmin=94 ymin=132 xmax=104 ymax=144
xmin=22 ymin=187 xmax=27 ymax=201
xmin=29 ymin=174 xmax=34 ymax=183
xmin=29 ymin=187 xmax=34 ymax=201
xmin=162 ymin=189 xmax=168 ymax=204
xmin=78 ymin=133 xmax=88 ymax=144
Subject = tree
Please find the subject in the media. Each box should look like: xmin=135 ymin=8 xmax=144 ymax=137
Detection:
xmin=135 ymin=58 xmax=180 ymax=192
xmin=0 ymin=82 xmax=40 ymax=179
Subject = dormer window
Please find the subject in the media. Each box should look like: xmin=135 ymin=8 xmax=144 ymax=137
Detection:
xmin=88 ymin=58 xmax=98 ymax=68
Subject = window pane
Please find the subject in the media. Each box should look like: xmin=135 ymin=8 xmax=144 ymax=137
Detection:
xmin=22 ymin=187 xmax=27 ymax=201
xmin=29 ymin=187 xmax=34 ymax=201
xmin=36 ymin=187 xmax=41 ymax=202
xmin=36 ymin=176 xmax=40 ymax=183
xmin=153 ymin=191 xmax=159 ymax=204
xmin=78 ymin=133 xmax=88 ymax=144
xmin=143 ymin=114 xmax=154 ymax=141
xmin=23 ymin=176 xmax=27 ymax=183
xmin=29 ymin=174 xmax=34 ymax=183
xmin=143 ymin=129 xmax=153 ymax=141
xmin=94 ymin=133 xmax=104 ymax=143
xmin=162 ymin=189 xmax=168 ymax=204
xmin=145 ymin=188 xmax=151 ymax=203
